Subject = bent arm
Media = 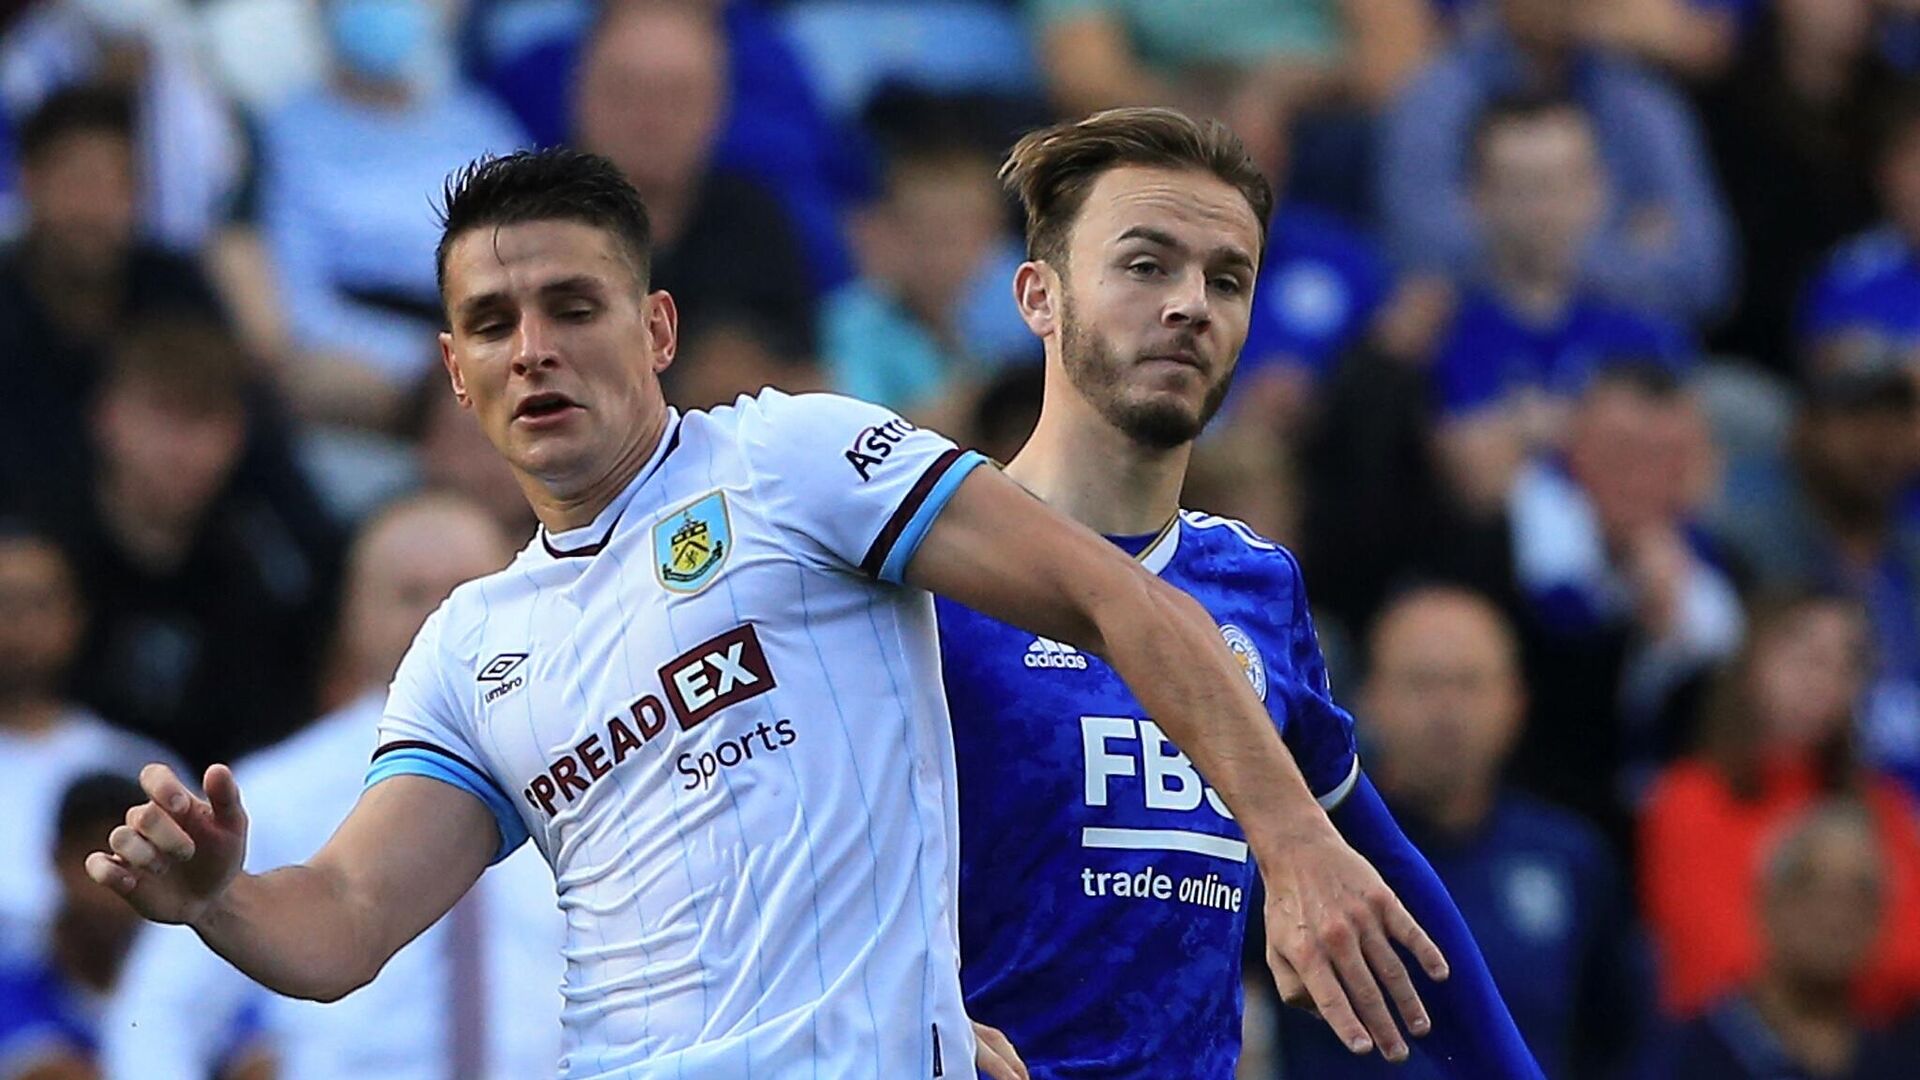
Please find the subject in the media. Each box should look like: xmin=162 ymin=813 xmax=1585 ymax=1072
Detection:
xmin=1331 ymin=775 xmax=1544 ymax=1079
xmin=191 ymin=776 xmax=495 ymax=1002
xmin=906 ymin=468 xmax=1331 ymax=856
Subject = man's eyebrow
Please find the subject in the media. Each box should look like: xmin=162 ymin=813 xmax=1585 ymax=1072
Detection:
xmin=538 ymin=275 xmax=603 ymax=298
xmin=455 ymin=290 xmax=508 ymax=322
xmin=1116 ymin=226 xmax=1255 ymax=273
xmin=454 ymin=275 xmax=604 ymax=321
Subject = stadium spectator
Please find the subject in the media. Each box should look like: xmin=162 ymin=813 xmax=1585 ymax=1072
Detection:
xmin=0 ymin=85 xmax=226 ymax=519
xmin=1648 ymin=801 xmax=1920 ymax=1079
xmin=1379 ymin=0 xmax=1735 ymax=324
xmin=260 ymin=0 xmax=526 ymax=429
xmin=1501 ymin=364 xmax=1740 ymax=841
xmin=1695 ymin=0 xmax=1887 ymax=376
xmin=1427 ymin=94 xmax=1693 ymax=516
xmin=0 ymin=524 xmax=173 ymax=962
xmin=1799 ymin=88 xmax=1920 ymax=382
xmin=55 ymin=312 xmax=341 ymax=771
xmin=573 ymin=0 xmax=822 ymax=408
xmin=103 ymin=493 xmax=562 ymax=1080
xmin=406 ymin=374 xmax=540 ymax=545
xmin=823 ymin=131 xmax=1028 ymax=429
xmin=1428 ymin=1 xmax=1752 ymax=80
xmin=1712 ymin=368 xmax=1920 ymax=795
xmin=1280 ymin=585 xmax=1650 ymax=1080
xmin=0 ymin=0 xmax=243 ymax=253
xmin=1640 ymin=592 xmax=1920 ymax=1023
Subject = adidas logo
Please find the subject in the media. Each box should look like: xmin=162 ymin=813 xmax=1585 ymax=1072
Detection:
xmin=1025 ymin=637 xmax=1088 ymax=670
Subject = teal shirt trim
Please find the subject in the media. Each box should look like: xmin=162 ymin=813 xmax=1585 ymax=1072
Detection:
xmin=880 ymin=451 xmax=988 ymax=584
xmin=365 ymin=749 xmax=529 ymax=864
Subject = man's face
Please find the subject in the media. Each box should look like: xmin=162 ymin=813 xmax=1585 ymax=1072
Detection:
xmin=1752 ymin=602 xmax=1870 ymax=749
xmin=575 ymin=4 xmax=723 ymax=196
xmin=1474 ymin=111 xmax=1604 ymax=280
xmin=0 ymin=538 xmax=82 ymax=701
xmin=93 ymin=381 xmax=246 ymax=531
xmin=22 ymin=130 xmax=137 ymax=279
xmin=1567 ymin=384 xmax=1702 ymax=540
xmin=347 ymin=503 xmax=508 ymax=685
xmin=862 ymin=156 xmax=1004 ymax=322
xmin=1048 ymin=165 xmax=1261 ymax=450
xmin=439 ymin=219 xmax=673 ymax=497
xmin=1362 ymin=593 xmax=1525 ymax=814
xmin=1765 ymin=821 xmax=1885 ymax=987
xmin=1799 ymin=405 xmax=1920 ymax=518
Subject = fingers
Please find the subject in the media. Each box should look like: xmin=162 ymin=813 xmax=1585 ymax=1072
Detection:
xmin=1325 ymin=923 xmax=1409 ymax=1063
xmin=86 ymin=851 xmax=138 ymax=896
xmin=140 ymin=762 xmax=198 ymax=817
xmin=1383 ymin=899 xmax=1450 ymax=982
xmin=972 ymin=1024 xmax=1029 ymax=1080
xmin=1291 ymin=949 xmax=1373 ymax=1057
xmin=128 ymin=801 xmax=196 ymax=861
xmin=1265 ymin=949 xmax=1319 ymax=1017
xmin=109 ymin=824 xmax=166 ymax=875
xmin=204 ymin=764 xmax=246 ymax=828
xmin=1360 ymin=922 xmax=1430 ymax=1039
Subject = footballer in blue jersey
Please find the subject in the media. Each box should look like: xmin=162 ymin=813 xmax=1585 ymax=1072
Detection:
xmin=940 ymin=511 xmax=1360 ymax=1076
xmin=945 ymin=109 xmax=1543 ymax=1078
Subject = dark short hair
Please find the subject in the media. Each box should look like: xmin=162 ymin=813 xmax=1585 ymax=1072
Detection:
xmin=435 ymin=148 xmax=653 ymax=305
xmin=56 ymin=772 xmax=146 ymax=847
xmin=1469 ymin=91 xmax=1590 ymax=176
xmin=103 ymin=310 xmax=252 ymax=418
xmin=1581 ymin=358 xmax=1687 ymax=401
xmin=1000 ymin=107 xmax=1273 ymax=269
xmin=18 ymin=84 xmax=135 ymax=166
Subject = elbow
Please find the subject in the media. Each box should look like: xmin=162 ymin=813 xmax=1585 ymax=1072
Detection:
xmin=291 ymin=963 xmax=378 ymax=1005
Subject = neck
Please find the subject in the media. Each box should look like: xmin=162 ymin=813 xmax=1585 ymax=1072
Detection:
xmin=0 ymin=696 xmax=63 ymax=736
xmin=1752 ymin=970 xmax=1859 ymax=1075
xmin=528 ymin=408 xmax=668 ymax=533
xmin=25 ymin=246 xmax=121 ymax=341
xmin=1779 ymin=35 xmax=1854 ymax=105
xmin=335 ymin=69 xmax=415 ymax=109
xmin=1424 ymin=784 xmax=1496 ymax=838
xmin=1004 ymin=367 xmax=1189 ymax=536
xmin=52 ymin=908 xmax=128 ymax=994
xmin=634 ymin=183 xmax=693 ymax=250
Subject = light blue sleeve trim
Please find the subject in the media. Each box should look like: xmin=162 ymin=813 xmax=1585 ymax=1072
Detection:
xmin=365 ymin=749 xmax=529 ymax=864
xmin=880 ymin=450 xmax=987 ymax=584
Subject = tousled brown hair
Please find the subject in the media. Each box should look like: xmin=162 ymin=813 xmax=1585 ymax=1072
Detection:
xmin=999 ymin=107 xmax=1273 ymax=271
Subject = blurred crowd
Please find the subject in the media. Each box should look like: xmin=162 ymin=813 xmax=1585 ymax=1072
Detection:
xmin=6 ymin=0 xmax=1920 ymax=1077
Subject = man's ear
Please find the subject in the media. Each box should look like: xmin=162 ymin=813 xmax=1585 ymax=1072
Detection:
xmin=645 ymin=290 xmax=679 ymax=374
xmin=440 ymin=333 xmax=470 ymax=408
xmin=1013 ymin=260 xmax=1061 ymax=340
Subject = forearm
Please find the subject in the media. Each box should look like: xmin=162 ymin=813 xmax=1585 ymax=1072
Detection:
xmin=1090 ymin=575 xmax=1339 ymax=853
xmin=191 ymin=862 xmax=385 ymax=1002
xmin=1332 ymin=777 xmax=1544 ymax=1079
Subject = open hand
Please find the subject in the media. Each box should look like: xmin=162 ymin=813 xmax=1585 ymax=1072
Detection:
xmin=973 ymin=1021 xmax=1029 ymax=1080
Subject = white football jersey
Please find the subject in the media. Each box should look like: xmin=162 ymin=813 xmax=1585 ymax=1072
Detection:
xmin=366 ymin=390 xmax=984 ymax=1080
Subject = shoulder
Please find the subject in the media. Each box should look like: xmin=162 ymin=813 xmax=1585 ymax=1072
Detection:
xmin=1178 ymin=510 xmax=1306 ymax=595
xmin=1817 ymin=226 xmax=1913 ymax=292
xmin=1494 ymin=793 xmax=1613 ymax=865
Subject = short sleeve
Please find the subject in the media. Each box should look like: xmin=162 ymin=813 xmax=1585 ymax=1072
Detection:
xmin=1271 ymin=550 xmax=1361 ymax=809
xmin=737 ymin=391 xmax=987 ymax=584
xmin=364 ymin=605 xmax=529 ymax=863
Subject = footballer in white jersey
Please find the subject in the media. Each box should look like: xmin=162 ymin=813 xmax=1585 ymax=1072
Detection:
xmin=371 ymin=390 xmax=983 ymax=1078
xmin=88 ymin=148 xmax=1448 ymax=1080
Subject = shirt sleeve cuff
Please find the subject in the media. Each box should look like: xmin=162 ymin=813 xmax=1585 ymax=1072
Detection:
xmin=365 ymin=744 xmax=529 ymax=863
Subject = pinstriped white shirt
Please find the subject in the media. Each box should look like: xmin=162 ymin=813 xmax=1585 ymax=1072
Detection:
xmin=368 ymin=390 xmax=985 ymax=1079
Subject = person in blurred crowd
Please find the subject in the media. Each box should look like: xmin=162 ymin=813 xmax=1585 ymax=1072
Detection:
xmin=1713 ymin=368 xmax=1920 ymax=795
xmin=1650 ymin=801 xmax=1920 ymax=1079
xmin=103 ymin=493 xmax=562 ymax=1080
xmin=824 ymin=130 xmax=1029 ymax=430
xmin=261 ymin=0 xmax=527 ymax=428
xmin=1435 ymin=0 xmax=1751 ymax=81
xmin=0 ymin=773 xmax=264 ymax=1080
xmin=0 ymin=0 xmax=242 ymax=254
xmin=573 ymin=0 xmax=820 ymax=408
xmin=1280 ymin=585 xmax=1648 ymax=1079
xmin=1428 ymin=94 xmax=1693 ymax=516
xmin=0 ymin=85 xmax=226 ymax=518
xmin=0 ymin=524 xmax=172 ymax=962
xmin=54 ymin=312 xmax=340 ymax=771
xmin=1380 ymin=0 xmax=1735 ymax=323
xmin=1502 ymin=363 xmax=1740 ymax=841
xmin=402 ymin=373 xmax=540 ymax=545
xmin=1640 ymin=592 xmax=1920 ymax=1023
xmin=1696 ymin=0 xmax=1887 ymax=376
xmin=1799 ymin=88 xmax=1920 ymax=381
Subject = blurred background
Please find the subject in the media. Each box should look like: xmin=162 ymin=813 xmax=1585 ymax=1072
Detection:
xmin=4 ymin=0 xmax=1920 ymax=1077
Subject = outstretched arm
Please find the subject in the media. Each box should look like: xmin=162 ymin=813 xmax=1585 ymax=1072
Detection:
xmin=908 ymin=466 xmax=1448 ymax=1063
xmin=1306 ymin=775 xmax=1545 ymax=1079
xmin=88 ymin=763 xmax=495 ymax=1003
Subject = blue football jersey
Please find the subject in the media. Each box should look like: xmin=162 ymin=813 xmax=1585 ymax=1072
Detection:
xmin=938 ymin=510 xmax=1360 ymax=1079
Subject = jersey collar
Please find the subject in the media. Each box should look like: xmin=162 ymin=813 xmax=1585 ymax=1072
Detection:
xmin=1136 ymin=514 xmax=1181 ymax=577
xmin=539 ymin=408 xmax=682 ymax=559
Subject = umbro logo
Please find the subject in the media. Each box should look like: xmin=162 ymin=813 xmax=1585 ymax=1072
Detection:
xmin=478 ymin=653 xmax=528 ymax=681
xmin=1024 ymin=637 xmax=1088 ymax=670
